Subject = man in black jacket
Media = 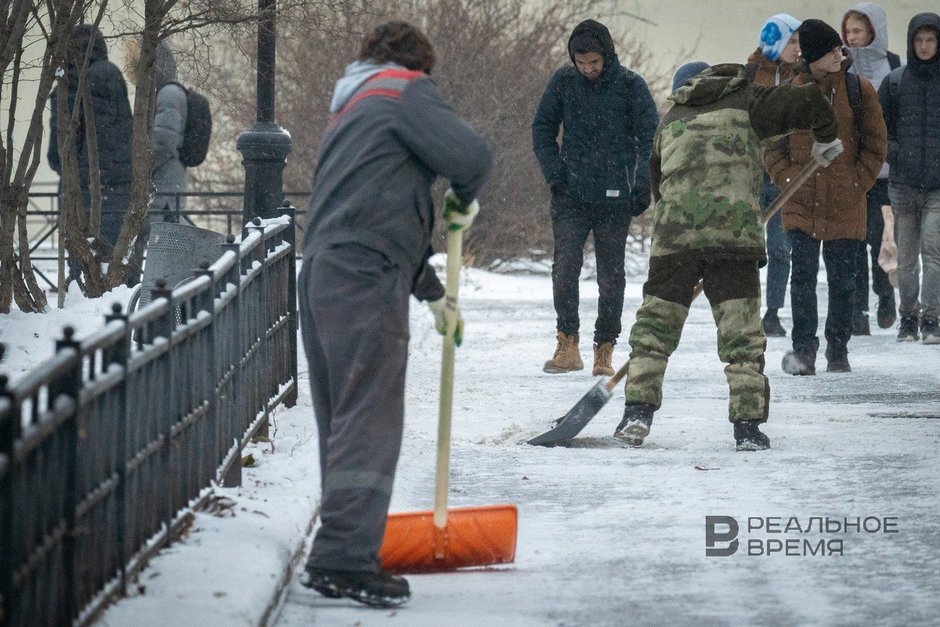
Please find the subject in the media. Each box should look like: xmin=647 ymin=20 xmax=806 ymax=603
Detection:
xmin=879 ymin=12 xmax=940 ymax=343
xmin=298 ymin=21 xmax=491 ymax=607
xmin=48 ymin=24 xmax=134 ymax=281
xmin=532 ymin=19 xmax=658 ymax=377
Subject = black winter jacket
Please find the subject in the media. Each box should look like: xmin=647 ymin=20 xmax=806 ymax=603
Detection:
xmin=532 ymin=20 xmax=658 ymax=212
xmin=47 ymin=24 xmax=134 ymax=190
xmin=879 ymin=13 xmax=940 ymax=191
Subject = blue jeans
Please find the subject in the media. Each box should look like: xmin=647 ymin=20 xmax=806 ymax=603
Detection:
xmin=761 ymin=180 xmax=790 ymax=310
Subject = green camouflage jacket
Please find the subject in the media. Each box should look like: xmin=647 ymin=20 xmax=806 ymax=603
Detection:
xmin=649 ymin=63 xmax=838 ymax=264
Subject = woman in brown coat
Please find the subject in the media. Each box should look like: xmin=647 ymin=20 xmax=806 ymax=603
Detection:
xmin=764 ymin=19 xmax=887 ymax=375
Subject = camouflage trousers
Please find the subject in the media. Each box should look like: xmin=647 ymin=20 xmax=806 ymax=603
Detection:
xmin=625 ymin=255 xmax=769 ymax=422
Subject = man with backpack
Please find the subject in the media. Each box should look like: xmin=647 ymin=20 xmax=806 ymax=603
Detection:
xmin=842 ymin=3 xmax=902 ymax=334
xmin=532 ymin=19 xmax=659 ymax=377
xmin=879 ymin=13 xmax=940 ymax=344
xmin=764 ymin=18 xmax=887 ymax=375
xmin=125 ymin=39 xmax=212 ymax=284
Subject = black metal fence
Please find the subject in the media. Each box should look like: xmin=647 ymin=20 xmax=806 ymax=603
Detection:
xmin=0 ymin=212 xmax=298 ymax=626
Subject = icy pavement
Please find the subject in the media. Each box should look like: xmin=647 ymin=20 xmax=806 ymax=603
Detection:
xmin=272 ymin=269 xmax=940 ymax=626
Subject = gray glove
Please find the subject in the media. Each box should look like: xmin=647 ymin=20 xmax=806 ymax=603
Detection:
xmin=811 ymin=139 xmax=844 ymax=167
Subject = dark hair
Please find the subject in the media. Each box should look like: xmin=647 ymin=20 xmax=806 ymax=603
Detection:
xmin=568 ymin=31 xmax=604 ymax=56
xmin=358 ymin=21 xmax=435 ymax=73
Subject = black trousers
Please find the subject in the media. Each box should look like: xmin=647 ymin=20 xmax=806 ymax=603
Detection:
xmin=550 ymin=189 xmax=631 ymax=345
xmin=853 ymin=179 xmax=893 ymax=312
xmin=789 ymin=230 xmax=858 ymax=360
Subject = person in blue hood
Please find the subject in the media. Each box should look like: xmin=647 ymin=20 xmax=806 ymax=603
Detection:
xmin=532 ymin=19 xmax=659 ymax=378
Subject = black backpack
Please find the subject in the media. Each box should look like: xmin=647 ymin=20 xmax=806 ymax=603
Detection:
xmin=165 ymin=81 xmax=212 ymax=167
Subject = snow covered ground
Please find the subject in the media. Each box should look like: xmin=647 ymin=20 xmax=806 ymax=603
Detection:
xmin=2 ymin=261 xmax=939 ymax=626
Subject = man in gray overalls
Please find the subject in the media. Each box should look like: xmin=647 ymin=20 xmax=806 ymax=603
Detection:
xmin=297 ymin=21 xmax=492 ymax=608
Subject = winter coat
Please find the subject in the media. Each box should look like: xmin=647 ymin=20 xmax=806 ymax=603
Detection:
xmin=878 ymin=13 xmax=940 ymax=192
xmin=47 ymin=24 xmax=134 ymax=191
xmin=763 ymin=57 xmax=887 ymax=241
xmin=843 ymin=3 xmax=899 ymax=179
xmin=649 ymin=64 xmax=837 ymax=264
xmin=532 ymin=20 xmax=658 ymax=213
xmin=152 ymin=40 xmax=188 ymax=212
xmin=302 ymin=61 xmax=492 ymax=302
xmin=746 ymin=49 xmax=797 ymax=87
xmin=843 ymin=3 xmax=897 ymax=90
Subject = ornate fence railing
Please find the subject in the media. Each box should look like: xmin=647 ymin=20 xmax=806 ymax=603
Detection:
xmin=0 ymin=213 xmax=297 ymax=626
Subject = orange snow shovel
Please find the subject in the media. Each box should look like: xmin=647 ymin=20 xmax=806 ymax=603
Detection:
xmin=379 ymin=227 xmax=518 ymax=573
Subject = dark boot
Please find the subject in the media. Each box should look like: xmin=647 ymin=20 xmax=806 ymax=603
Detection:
xmin=877 ymin=294 xmax=896 ymax=329
xmin=897 ymin=315 xmax=920 ymax=342
xmin=614 ymin=403 xmax=655 ymax=446
xmin=851 ymin=311 xmax=871 ymax=336
xmin=733 ymin=421 xmax=771 ymax=451
xmin=762 ymin=309 xmax=786 ymax=337
xmin=825 ymin=345 xmax=851 ymax=373
xmin=301 ymin=566 xmax=410 ymax=608
xmin=921 ymin=317 xmax=940 ymax=345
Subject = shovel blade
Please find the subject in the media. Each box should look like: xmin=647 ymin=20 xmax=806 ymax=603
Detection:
xmin=379 ymin=504 xmax=518 ymax=573
xmin=527 ymin=380 xmax=613 ymax=446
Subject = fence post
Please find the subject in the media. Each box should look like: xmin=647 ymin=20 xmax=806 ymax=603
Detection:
xmin=150 ymin=279 xmax=177 ymax=530
xmin=194 ymin=261 xmax=218 ymax=487
xmin=246 ymin=218 xmax=270 ymax=439
xmin=104 ymin=303 xmax=130 ymax=596
xmin=50 ymin=326 xmax=82 ymax=624
xmin=282 ymin=203 xmax=298 ymax=407
xmin=0 ymin=374 xmax=15 ymax=624
xmin=220 ymin=237 xmax=243 ymax=488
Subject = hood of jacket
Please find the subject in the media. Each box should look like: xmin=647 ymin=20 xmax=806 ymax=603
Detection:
xmin=669 ymin=63 xmax=747 ymax=106
xmin=68 ymin=24 xmax=108 ymax=65
xmin=567 ymin=19 xmax=618 ymax=71
xmin=155 ymin=39 xmax=178 ymax=89
xmin=906 ymin=12 xmax=940 ymax=77
xmin=843 ymin=3 xmax=892 ymax=88
xmin=329 ymin=60 xmax=405 ymax=113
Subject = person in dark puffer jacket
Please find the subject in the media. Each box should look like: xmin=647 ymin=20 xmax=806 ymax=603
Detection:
xmin=879 ymin=13 xmax=940 ymax=344
xmin=532 ymin=19 xmax=659 ymax=377
xmin=47 ymin=24 xmax=134 ymax=280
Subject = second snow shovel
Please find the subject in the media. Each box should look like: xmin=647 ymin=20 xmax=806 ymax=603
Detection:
xmin=529 ymin=160 xmax=822 ymax=447
xmin=379 ymin=227 xmax=518 ymax=573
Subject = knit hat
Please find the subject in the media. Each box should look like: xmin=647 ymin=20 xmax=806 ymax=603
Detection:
xmin=799 ymin=19 xmax=843 ymax=64
xmin=671 ymin=61 xmax=710 ymax=92
xmin=759 ymin=13 xmax=801 ymax=61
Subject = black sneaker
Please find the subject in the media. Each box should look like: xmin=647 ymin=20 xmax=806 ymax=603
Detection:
xmin=734 ymin=421 xmax=771 ymax=451
xmin=851 ymin=311 xmax=871 ymax=336
xmin=897 ymin=315 xmax=920 ymax=342
xmin=614 ymin=403 xmax=655 ymax=446
xmin=300 ymin=566 xmax=410 ymax=608
xmin=877 ymin=295 xmax=896 ymax=329
xmin=782 ymin=351 xmax=816 ymax=375
xmin=762 ymin=310 xmax=786 ymax=337
xmin=922 ymin=317 xmax=940 ymax=345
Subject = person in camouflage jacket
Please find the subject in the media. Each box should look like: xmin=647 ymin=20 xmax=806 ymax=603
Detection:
xmin=614 ymin=62 xmax=839 ymax=451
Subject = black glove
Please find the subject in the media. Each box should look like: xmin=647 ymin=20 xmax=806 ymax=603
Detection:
xmin=631 ymin=183 xmax=652 ymax=216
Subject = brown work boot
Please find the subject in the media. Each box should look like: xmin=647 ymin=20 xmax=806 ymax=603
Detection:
xmin=543 ymin=332 xmax=584 ymax=373
xmin=592 ymin=342 xmax=614 ymax=376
